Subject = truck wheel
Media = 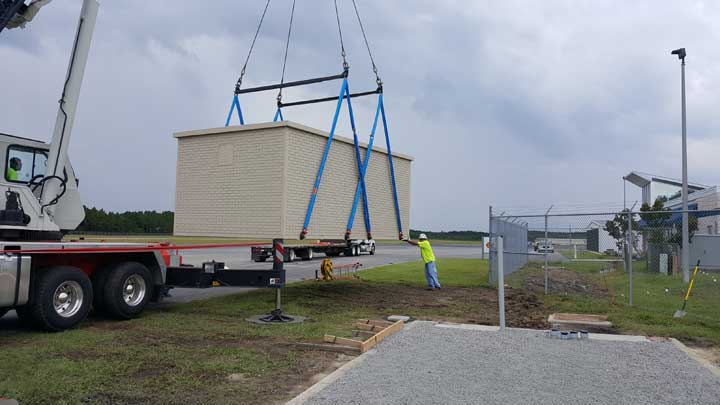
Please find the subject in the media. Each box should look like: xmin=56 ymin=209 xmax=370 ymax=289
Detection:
xmin=27 ymin=266 xmax=93 ymax=331
xmin=353 ymin=245 xmax=360 ymax=256
xmin=369 ymin=244 xmax=376 ymax=255
xmin=102 ymin=262 xmax=153 ymax=320
xmin=301 ymin=249 xmax=314 ymax=261
xmin=287 ymin=249 xmax=296 ymax=262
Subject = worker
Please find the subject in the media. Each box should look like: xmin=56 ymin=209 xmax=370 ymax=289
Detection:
xmin=7 ymin=157 xmax=22 ymax=181
xmin=404 ymin=233 xmax=441 ymax=290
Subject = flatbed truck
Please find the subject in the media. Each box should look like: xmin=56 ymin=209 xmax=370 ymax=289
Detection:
xmin=251 ymin=239 xmax=375 ymax=262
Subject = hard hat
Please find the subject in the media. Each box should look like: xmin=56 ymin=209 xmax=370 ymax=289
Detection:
xmin=419 ymin=233 xmax=428 ymax=240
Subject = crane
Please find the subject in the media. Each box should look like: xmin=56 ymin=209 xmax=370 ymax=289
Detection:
xmin=0 ymin=1 xmax=288 ymax=331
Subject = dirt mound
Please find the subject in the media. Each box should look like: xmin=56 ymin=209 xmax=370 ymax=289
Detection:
xmin=524 ymin=267 xmax=607 ymax=298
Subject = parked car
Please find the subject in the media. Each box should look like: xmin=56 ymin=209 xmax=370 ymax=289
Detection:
xmin=537 ymin=243 xmax=555 ymax=253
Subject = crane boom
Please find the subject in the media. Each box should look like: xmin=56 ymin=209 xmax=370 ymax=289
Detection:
xmin=40 ymin=0 xmax=98 ymax=216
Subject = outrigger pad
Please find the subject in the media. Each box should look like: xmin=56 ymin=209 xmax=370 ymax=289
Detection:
xmin=246 ymin=310 xmax=306 ymax=325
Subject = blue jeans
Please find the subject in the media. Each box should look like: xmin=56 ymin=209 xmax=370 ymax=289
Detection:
xmin=424 ymin=261 xmax=441 ymax=289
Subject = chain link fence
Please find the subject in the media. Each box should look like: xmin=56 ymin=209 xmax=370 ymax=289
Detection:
xmin=488 ymin=206 xmax=720 ymax=330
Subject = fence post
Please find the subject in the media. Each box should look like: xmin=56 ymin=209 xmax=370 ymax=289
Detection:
xmin=488 ymin=206 xmax=493 ymax=282
xmin=627 ymin=212 xmax=633 ymax=306
xmin=544 ymin=213 xmax=549 ymax=294
xmin=497 ymin=235 xmax=505 ymax=330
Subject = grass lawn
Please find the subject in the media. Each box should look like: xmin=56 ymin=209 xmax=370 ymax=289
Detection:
xmin=0 ymin=259 xmax=489 ymax=404
xmin=511 ymin=258 xmax=720 ymax=346
xmin=360 ymin=258 xmax=489 ymax=287
xmin=559 ymin=250 xmax=614 ymax=260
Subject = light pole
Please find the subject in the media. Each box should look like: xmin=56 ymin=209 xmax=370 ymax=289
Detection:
xmin=671 ymin=47 xmax=690 ymax=283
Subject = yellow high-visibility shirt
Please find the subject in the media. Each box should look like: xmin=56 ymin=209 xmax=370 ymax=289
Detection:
xmin=418 ymin=240 xmax=436 ymax=263
xmin=6 ymin=168 xmax=17 ymax=181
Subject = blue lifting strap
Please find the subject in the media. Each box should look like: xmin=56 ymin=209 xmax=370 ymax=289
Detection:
xmin=380 ymin=98 xmax=404 ymax=239
xmin=300 ymin=78 xmax=371 ymax=240
xmin=225 ymin=95 xmax=245 ymax=126
xmin=345 ymin=93 xmax=404 ymax=240
xmin=344 ymin=82 xmax=373 ymax=240
xmin=345 ymin=94 xmax=382 ymax=240
xmin=273 ymin=107 xmax=284 ymax=122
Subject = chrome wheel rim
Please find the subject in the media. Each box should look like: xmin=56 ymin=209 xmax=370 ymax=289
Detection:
xmin=53 ymin=281 xmax=84 ymax=318
xmin=123 ymin=274 xmax=146 ymax=307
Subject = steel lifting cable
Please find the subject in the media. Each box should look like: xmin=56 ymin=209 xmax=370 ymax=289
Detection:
xmin=334 ymin=0 xmax=349 ymax=70
xmin=235 ymin=0 xmax=272 ymax=92
xmin=276 ymin=0 xmax=296 ymax=103
xmin=351 ymin=0 xmax=381 ymax=86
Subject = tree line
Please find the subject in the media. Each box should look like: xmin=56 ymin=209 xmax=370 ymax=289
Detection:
xmin=75 ymin=207 xmax=174 ymax=234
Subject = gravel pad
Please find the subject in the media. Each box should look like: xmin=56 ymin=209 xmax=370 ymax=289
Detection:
xmin=305 ymin=322 xmax=720 ymax=404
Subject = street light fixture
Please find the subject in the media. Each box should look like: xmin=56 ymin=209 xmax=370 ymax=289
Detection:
xmin=671 ymin=47 xmax=690 ymax=283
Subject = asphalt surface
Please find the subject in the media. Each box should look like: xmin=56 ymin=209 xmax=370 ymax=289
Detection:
xmin=0 ymin=243 xmax=481 ymax=329
xmin=302 ymin=322 xmax=720 ymax=404
xmin=528 ymin=250 xmax=568 ymax=262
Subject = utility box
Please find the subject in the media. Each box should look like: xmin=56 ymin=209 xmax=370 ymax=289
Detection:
xmin=173 ymin=121 xmax=412 ymax=240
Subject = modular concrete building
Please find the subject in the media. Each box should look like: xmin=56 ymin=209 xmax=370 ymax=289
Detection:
xmin=173 ymin=121 xmax=412 ymax=240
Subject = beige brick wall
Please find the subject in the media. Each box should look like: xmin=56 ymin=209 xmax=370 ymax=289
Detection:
xmin=285 ymin=125 xmax=410 ymax=240
xmin=174 ymin=122 xmax=411 ymax=240
xmin=174 ymin=124 xmax=287 ymax=238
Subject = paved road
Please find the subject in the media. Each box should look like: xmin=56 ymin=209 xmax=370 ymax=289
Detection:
xmin=301 ymin=322 xmax=720 ymax=404
xmin=0 ymin=244 xmax=481 ymax=328
xmin=527 ymin=249 xmax=567 ymax=262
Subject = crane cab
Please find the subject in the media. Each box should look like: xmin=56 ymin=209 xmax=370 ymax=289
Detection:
xmin=0 ymin=132 xmax=84 ymax=240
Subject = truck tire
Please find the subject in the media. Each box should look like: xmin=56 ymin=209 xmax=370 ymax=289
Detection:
xmin=102 ymin=262 xmax=153 ymax=320
xmin=287 ymin=249 xmax=296 ymax=262
xmin=353 ymin=245 xmax=360 ymax=256
xmin=369 ymin=244 xmax=376 ymax=255
xmin=26 ymin=266 xmax=93 ymax=331
xmin=301 ymin=248 xmax=314 ymax=261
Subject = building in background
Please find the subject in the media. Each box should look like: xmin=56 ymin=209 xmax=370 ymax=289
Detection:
xmin=625 ymin=171 xmax=720 ymax=269
xmin=586 ymin=220 xmax=619 ymax=254
xmin=623 ymin=171 xmax=708 ymax=206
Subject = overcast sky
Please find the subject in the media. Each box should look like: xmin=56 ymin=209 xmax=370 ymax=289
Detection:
xmin=2 ymin=1 xmax=720 ymax=231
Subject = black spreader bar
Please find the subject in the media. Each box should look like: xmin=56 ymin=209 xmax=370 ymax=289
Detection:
xmin=235 ymin=72 xmax=346 ymax=95
xmin=279 ymin=89 xmax=381 ymax=108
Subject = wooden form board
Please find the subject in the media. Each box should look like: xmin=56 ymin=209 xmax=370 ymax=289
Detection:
xmin=324 ymin=319 xmax=405 ymax=353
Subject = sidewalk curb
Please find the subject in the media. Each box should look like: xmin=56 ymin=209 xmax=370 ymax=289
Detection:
xmin=670 ymin=338 xmax=720 ymax=379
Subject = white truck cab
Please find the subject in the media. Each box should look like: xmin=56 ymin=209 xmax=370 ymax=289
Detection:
xmin=0 ymin=132 xmax=85 ymax=240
